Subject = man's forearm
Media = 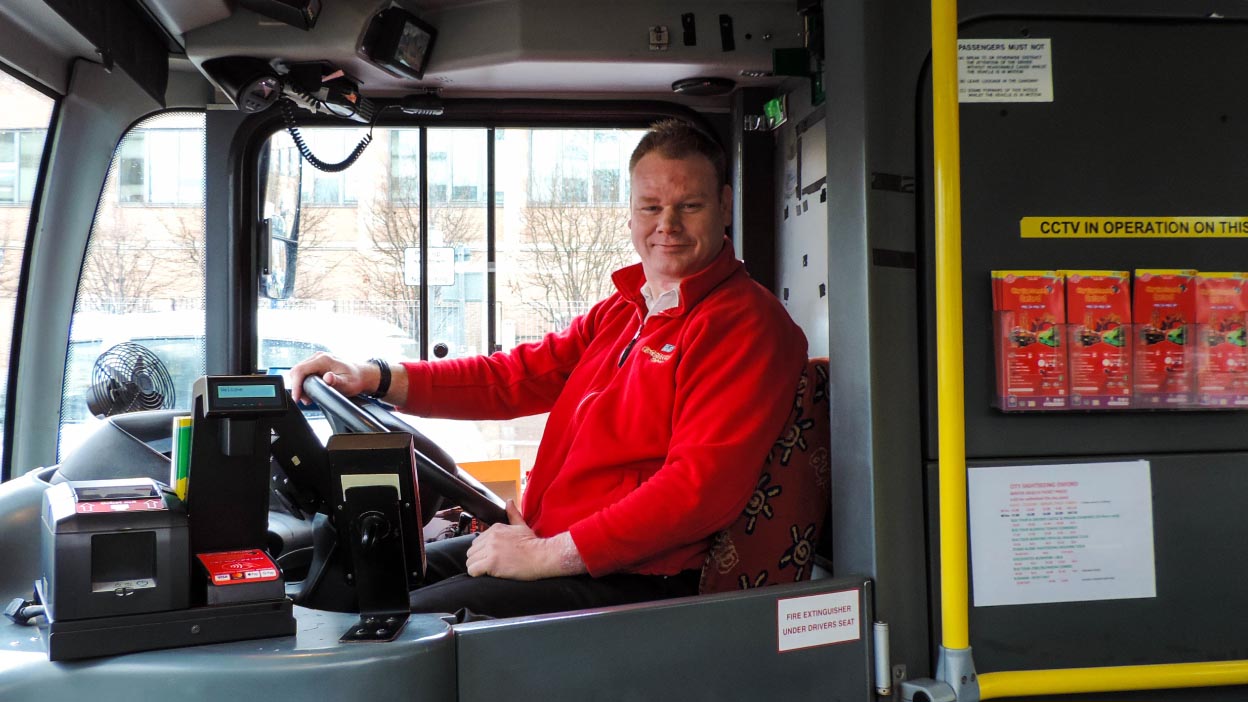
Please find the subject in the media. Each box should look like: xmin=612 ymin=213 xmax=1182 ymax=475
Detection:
xmin=550 ymin=531 xmax=587 ymax=576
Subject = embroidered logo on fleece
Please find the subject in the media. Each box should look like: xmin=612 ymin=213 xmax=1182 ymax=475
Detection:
xmin=641 ymin=345 xmax=674 ymax=363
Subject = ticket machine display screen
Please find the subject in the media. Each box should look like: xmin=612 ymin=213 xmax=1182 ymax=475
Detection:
xmin=202 ymin=376 xmax=287 ymax=416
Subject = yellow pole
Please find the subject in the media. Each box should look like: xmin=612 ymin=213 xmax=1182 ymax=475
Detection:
xmin=930 ymin=0 xmax=970 ymax=650
xmin=979 ymin=661 xmax=1248 ymax=699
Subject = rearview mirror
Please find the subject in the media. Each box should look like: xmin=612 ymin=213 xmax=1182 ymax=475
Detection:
xmin=260 ymin=215 xmax=297 ymax=300
xmin=260 ymin=147 xmax=302 ymax=300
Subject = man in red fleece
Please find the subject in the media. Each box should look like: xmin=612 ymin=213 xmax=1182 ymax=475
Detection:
xmin=290 ymin=119 xmax=807 ymax=618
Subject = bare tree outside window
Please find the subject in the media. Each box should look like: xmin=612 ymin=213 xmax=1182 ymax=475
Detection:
xmin=78 ymin=208 xmax=179 ymax=313
xmin=510 ymin=170 xmax=634 ymax=330
xmin=281 ymin=207 xmax=342 ymax=300
xmin=0 ymin=220 xmax=24 ymax=296
xmin=358 ymin=177 xmax=480 ymax=334
xmin=160 ymin=211 xmax=205 ymax=270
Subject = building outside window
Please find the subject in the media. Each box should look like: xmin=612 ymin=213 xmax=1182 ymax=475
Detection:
xmin=117 ymin=120 xmax=205 ymax=205
xmin=427 ymin=129 xmax=486 ymax=205
xmin=389 ymin=129 xmax=420 ymax=203
xmin=528 ymin=129 xmax=634 ymax=206
xmin=0 ymin=129 xmax=47 ymax=205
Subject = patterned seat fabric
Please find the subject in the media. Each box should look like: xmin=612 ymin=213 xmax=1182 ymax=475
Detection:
xmin=698 ymin=358 xmax=831 ymax=594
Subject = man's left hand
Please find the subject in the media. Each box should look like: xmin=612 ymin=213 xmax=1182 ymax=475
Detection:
xmin=465 ymin=500 xmax=586 ymax=580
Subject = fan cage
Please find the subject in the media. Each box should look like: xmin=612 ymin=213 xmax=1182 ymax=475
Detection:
xmin=87 ymin=342 xmax=177 ymax=418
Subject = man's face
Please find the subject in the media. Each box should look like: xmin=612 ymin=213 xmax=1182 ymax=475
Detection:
xmin=628 ymin=153 xmax=731 ymax=290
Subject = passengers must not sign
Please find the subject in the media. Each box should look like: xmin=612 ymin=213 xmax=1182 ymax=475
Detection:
xmin=1021 ymin=217 xmax=1248 ymax=238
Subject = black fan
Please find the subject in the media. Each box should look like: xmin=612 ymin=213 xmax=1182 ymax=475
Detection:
xmin=86 ymin=342 xmax=176 ymax=418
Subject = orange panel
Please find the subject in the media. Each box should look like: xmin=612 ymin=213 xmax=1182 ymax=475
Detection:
xmin=458 ymin=459 xmax=523 ymax=504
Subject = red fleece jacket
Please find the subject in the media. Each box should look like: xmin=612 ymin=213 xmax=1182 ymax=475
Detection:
xmin=400 ymin=241 xmax=807 ymax=576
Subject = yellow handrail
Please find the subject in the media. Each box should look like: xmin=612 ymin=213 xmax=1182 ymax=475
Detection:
xmin=979 ymin=661 xmax=1248 ymax=699
xmin=928 ymin=1 xmax=1248 ymax=697
xmin=930 ymin=0 xmax=969 ymax=651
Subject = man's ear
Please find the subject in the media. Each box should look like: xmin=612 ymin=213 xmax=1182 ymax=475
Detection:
xmin=719 ymin=184 xmax=733 ymax=220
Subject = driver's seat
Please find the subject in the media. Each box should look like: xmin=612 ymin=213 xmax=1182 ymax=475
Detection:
xmin=698 ymin=357 xmax=831 ymax=594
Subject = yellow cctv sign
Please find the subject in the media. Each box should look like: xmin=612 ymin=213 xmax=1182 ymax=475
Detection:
xmin=1020 ymin=216 xmax=1248 ymax=238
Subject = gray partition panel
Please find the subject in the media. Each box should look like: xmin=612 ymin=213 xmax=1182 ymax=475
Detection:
xmin=454 ymin=576 xmax=874 ymax=702
xmin=921 ymin=17 xmax=1248 ymax=461
xmin=933 ymin=452 xmax=1248 ymax=673
xmin=0 ymin=470 xmax=51 ymax=600
xmin=0 ymin=609 xmax=456 ymax=702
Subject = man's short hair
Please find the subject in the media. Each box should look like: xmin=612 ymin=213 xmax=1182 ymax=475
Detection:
xmin=629 ymin=119 xmax=728 ymax=188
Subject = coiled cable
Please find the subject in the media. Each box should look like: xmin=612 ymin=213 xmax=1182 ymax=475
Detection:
xmin=280 ymin=98 xmax=376 ymax=173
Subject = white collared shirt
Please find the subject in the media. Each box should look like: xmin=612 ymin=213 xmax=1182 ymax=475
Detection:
xmin=641 ymin=281 xmax=680 ymax=321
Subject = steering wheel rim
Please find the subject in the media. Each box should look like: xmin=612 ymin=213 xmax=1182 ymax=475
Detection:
xmin=301 ymin=375 xmax=508 ymax=525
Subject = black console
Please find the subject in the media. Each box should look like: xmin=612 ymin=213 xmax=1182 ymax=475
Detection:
xmin=33 ymin=376 xmax=299 ymax=660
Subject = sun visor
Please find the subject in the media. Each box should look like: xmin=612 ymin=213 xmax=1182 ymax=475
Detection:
xmin=42 ymin=0 xmax=174 ymax=107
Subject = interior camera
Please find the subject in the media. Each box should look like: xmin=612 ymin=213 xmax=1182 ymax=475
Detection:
xmin=361 ymin=7 xmax=438 ymax=80
xmin=202 ymin=57 xmax=283 ymax=113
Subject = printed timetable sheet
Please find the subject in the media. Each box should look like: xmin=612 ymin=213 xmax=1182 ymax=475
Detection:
xmin=969 ymin=460 xmax=1156 ymax=607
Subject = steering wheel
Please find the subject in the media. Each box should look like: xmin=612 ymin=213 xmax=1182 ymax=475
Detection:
xmin=301 ymin=375 xmax=508 ymax=526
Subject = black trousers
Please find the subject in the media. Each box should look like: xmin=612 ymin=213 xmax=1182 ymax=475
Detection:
xmin=408 ymin=534 xmax=700 ymax=620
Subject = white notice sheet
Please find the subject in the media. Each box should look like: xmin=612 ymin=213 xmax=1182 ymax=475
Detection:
xmin=958 ymin=38 xmax=1054 ymax=103
xmin=968 ymin=460 xmax=1156 ymax=607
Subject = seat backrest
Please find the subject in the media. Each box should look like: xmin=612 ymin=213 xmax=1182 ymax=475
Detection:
xmin=698 ymin=358 xmax=831 ymax=594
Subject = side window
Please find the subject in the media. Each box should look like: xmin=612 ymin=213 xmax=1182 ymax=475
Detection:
xmin=0 ymin=70 xmax=54 ymax=456
xmin=60 ymin=113 xmax=206 ymax=460
xmin=258 ymin=126 xmax=643 ymax=487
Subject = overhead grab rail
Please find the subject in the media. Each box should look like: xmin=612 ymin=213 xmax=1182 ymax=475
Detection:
xmin=902 ymin=2 xmax=1248 ymax=700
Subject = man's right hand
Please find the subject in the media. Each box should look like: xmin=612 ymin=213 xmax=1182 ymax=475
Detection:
xmin=287 ymin=352 xmax=377 ymax=405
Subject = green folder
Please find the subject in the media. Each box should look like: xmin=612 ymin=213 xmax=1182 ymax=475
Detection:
xmin=171 ymin=416 xmax=193 ymax=501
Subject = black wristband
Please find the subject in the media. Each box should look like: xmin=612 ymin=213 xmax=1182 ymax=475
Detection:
xmin=367 ymin=358 xmax=391 ymax=399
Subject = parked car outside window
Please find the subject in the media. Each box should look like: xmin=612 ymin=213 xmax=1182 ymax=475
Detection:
xmin=59 ymin=309 xmax=485 ymax=462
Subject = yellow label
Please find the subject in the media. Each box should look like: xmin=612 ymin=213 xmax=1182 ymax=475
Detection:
xmin=991 ymin=270 xmax=1058 ymax=279
xmin=1021 ymin=217 xmax=1248 ymax=238
xmin=1057 ymin=270 xmax=1129 ymax=279
xmin=1135 ymin=269 xmax=1198 ymax=277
